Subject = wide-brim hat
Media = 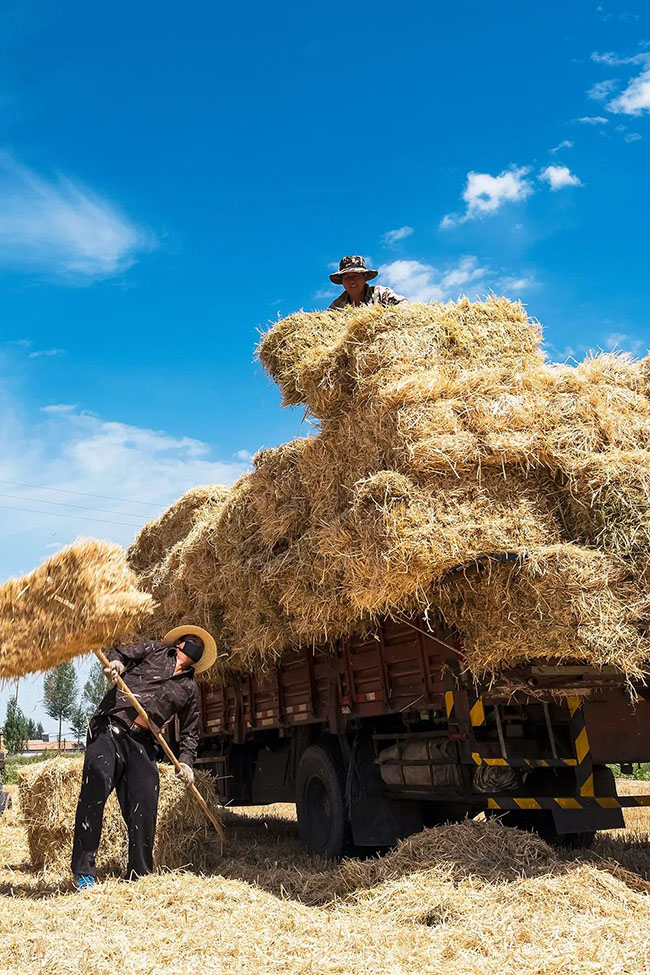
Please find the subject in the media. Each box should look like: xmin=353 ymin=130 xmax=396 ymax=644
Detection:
xmin=330 ymin=254 xmax=378 ymax=285
xmin=163 ymin=624 xmax=217 ymax=675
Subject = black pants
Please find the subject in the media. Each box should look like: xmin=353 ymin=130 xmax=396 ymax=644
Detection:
xmin=71 ymin=718 xmax=159 ymax=879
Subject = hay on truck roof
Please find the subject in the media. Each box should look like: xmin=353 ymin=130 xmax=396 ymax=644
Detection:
xmin=0 ymin=539 xmax=153 ymax=680
xmin=18 ymin=755 xmax=220 ymax=876
xmin=121 ymin=298 xmax=650 ymax=679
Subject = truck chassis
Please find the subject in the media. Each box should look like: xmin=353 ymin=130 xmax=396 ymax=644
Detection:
xmin=193 ymin=616 xmax=650 ymax=856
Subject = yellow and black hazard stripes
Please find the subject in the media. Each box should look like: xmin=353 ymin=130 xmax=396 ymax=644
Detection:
xmin=486 ymin=794 xmax=650 ymax=811
xmin=444 ymin=690 xmax=455 ymax=721
xmin=567 ymin=695 xmax=594 ymax=796
xmin=469 ymin=697 xmax=485 ymax=727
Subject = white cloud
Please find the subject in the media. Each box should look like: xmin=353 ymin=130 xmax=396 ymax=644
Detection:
xmin=382 ymin=226 xmax=414 ymax=245
xmin=591 ymin=51 xmax=649 ymax=67
xmin=575 ymin=115 xmax=609 ymax=124
xmin=440 ymin=166 xmax=533 ymax=227
xmin=604 ymin=332 xmax=647 ymax=356
xmin=608 ymin=67 xmax=650 ymax=114
xmin=588 ymin=79 xmax=619 ymax=100
xmin=0 ymin=388 xmax=248 ymax=582
xmin=28 ymin=348 xmax=64 ymax=359
xmin=625 ymin=132 xmax=643 ymax=142
xmin=539 ymin=165 xmax=582 ymax=190
xmin=550 ymin=140 xmax=574 ymax=153
xmin=379 ymin=256 xmax=533 ymax=302
xmin=235 ymin=449 xmax=254 ymax=462
xmin=0 ymin=153 xmax=154 ymax=280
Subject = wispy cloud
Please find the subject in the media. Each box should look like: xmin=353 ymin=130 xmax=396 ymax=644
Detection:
xmin=588 ymin=79 xmax=619 ymax=100
xmin=604 ymin=331 xmax=647 ymax=356
xmin=550 ymin=140 xmax=574 ymax=153
xmin=625 ymin=132 xmax=643 ymax=142
xmin=0 ymin=153 xmax=155 ymax=281
xmin=440 ymin=166 xmax=533 ymax=227
xmin=382 ymin=226 xmax=414 ymax=245
xmin=379 ymin=256 xmax=534 ymax=302
xmin=539 ymin=165 xmax=582 ymax=191
xmin=574 ymin=115 xmax=609 ymax=124
xmin=28 ymin=348 xmax=64 ymax=359
xmin=591 ymin=51 xmax=649 ymax=67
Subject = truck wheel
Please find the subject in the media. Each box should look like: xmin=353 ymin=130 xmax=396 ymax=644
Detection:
xmin=296 ymin=743 xmax=350 ymax=859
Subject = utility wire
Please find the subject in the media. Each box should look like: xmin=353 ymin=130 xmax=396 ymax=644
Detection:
xmin=0 ymin=478 xmax=166 ymax=508
xmin=0 ymin=502 xmax=144 ymax=529
xmin=0 ymin=490 xmax=151 ymax=520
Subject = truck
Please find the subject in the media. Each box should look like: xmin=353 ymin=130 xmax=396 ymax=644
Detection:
xmin=189 ymin=613 xmax=650 ymax=857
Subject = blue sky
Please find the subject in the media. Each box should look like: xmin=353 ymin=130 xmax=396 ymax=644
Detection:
xmin=1 ymin=0 xmax=649 ymax=733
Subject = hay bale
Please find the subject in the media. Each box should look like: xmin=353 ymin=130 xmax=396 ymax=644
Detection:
xmin=127 ymin=484 xmax=230 ymax=579
xmin=258 ymin=298 xmax=544 ymax=418
xmin=435 ymin=544 xmax=649 ymax=676
xmin=0 ymin=540 xmax=153 ymax=679
xmin=18 ymin=755 xmax=219 ymax=875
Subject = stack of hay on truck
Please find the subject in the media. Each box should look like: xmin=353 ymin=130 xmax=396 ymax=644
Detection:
xmin=119 ymin=298 xmax=650 ymax=856
xmin=1 ymin=298 xmax=649 ymax=854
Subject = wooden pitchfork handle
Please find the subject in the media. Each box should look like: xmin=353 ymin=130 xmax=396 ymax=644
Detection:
xmin=93 ymin=648 xmax=224 ymax=842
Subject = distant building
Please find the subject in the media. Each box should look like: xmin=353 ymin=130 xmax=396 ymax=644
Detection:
xmin=19 ymin=737 xmax=83 ymax=756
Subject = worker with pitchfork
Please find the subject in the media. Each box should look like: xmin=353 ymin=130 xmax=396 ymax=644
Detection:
xmin=71 ymin=624 xmax=216 ymax=890
xmin=328 ymin=255 xmax=408 ymax=309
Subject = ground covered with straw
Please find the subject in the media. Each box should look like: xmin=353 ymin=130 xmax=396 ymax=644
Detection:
xmin=1 ymin=776 xmax=650 ymax=974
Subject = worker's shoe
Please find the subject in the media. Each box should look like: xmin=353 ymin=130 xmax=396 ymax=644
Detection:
xmin=75 ymin=873 xmax=95 ymax=891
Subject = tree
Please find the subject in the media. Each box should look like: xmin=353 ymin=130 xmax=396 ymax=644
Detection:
xmin=83 ymin=661 xmax=109 ymax=711
xmin=24 ymin=717 xmax=44 ymax=740
xmin=43 ymin=663 xmax=78 ymax=749
xmin=2 ymin=699 xmax=28 ymax=755
xmin=69 ymin=705 xmax=89 ymax=745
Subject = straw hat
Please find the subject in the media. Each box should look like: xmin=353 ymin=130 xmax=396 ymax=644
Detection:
xmin=162 ymin=624 xmax=217 ymax=675
xmin=329 ymin=255 xmax=378 ymax=284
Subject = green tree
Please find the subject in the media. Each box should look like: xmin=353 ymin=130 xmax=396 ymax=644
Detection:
xmin=69 ymin=705 xmax=89 ymax=745
xmin=24 ymin=717 xmax=44 ymax=740
xmin=43 ymin=663 xmax=78 ymax=749
xmin=3 ymin=698 xmax=28 ymax=755
xmin=83 ymin=660 xmax=109 ymax=711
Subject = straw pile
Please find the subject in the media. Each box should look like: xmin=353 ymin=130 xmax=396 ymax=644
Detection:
xmin=2 ymin=789 xmax=650 ymax=974
xmin=124 ymin=299 xmax=649 ymax=678
xmin=0 ymin=540 xmax=153 ymax=679
xmin=18 ymin=755 xmax=220 ymax=875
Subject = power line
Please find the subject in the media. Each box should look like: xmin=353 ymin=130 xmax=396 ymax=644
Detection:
xmin=0 ymin=501 xmax=144 ymax=529
xmin=0 ymin=490 xmax=150 ymax=520
xmin=0 ymin=478 xmax=166 ymax=508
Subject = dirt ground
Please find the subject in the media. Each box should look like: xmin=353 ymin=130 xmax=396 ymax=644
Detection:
xmin=1 ymin=778 xmax=649 ymax=974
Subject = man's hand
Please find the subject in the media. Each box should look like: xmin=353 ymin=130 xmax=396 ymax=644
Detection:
xmin=103 ymin=660 xmax=126 ymax=686
xmin=176 ymin=762 xmax=194 ymax=786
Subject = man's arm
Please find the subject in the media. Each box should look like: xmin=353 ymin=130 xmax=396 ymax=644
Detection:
xmin=377 ymin=286 xmax=408 ymax=306
xmin=106 ymin=642 xmax=154 ymax=665
xmin=177 ymin=683 xmax=201 ymax=768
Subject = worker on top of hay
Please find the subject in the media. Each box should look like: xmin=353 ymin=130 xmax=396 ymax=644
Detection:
xmin=71 ymin=624 xmax=216 ymax=890
xmin=328 ymin=255 xmax=408 ymax=309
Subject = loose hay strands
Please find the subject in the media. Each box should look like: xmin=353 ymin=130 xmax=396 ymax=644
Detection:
xmin=3 ymin=802 xmax=650 ymax=975
xmin=0 ymin=539 xmax=153 ymax=679
xmin=18 ymin=756 xmax=220 ymax=876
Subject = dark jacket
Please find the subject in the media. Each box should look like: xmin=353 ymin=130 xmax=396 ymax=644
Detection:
xmin=96 ymin=641 xmax=201 ymax=767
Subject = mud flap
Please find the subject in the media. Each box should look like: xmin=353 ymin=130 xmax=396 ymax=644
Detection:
xmin=551 ymin=804 xmax=624 ymax=834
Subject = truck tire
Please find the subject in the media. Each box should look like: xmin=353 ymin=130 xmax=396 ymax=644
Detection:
xmin=296 ymin=742 xmax=351 ymax=859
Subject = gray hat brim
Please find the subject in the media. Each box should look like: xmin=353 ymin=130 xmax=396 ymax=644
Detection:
xmin=330 ymin=268 xmax=378 ymax=285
